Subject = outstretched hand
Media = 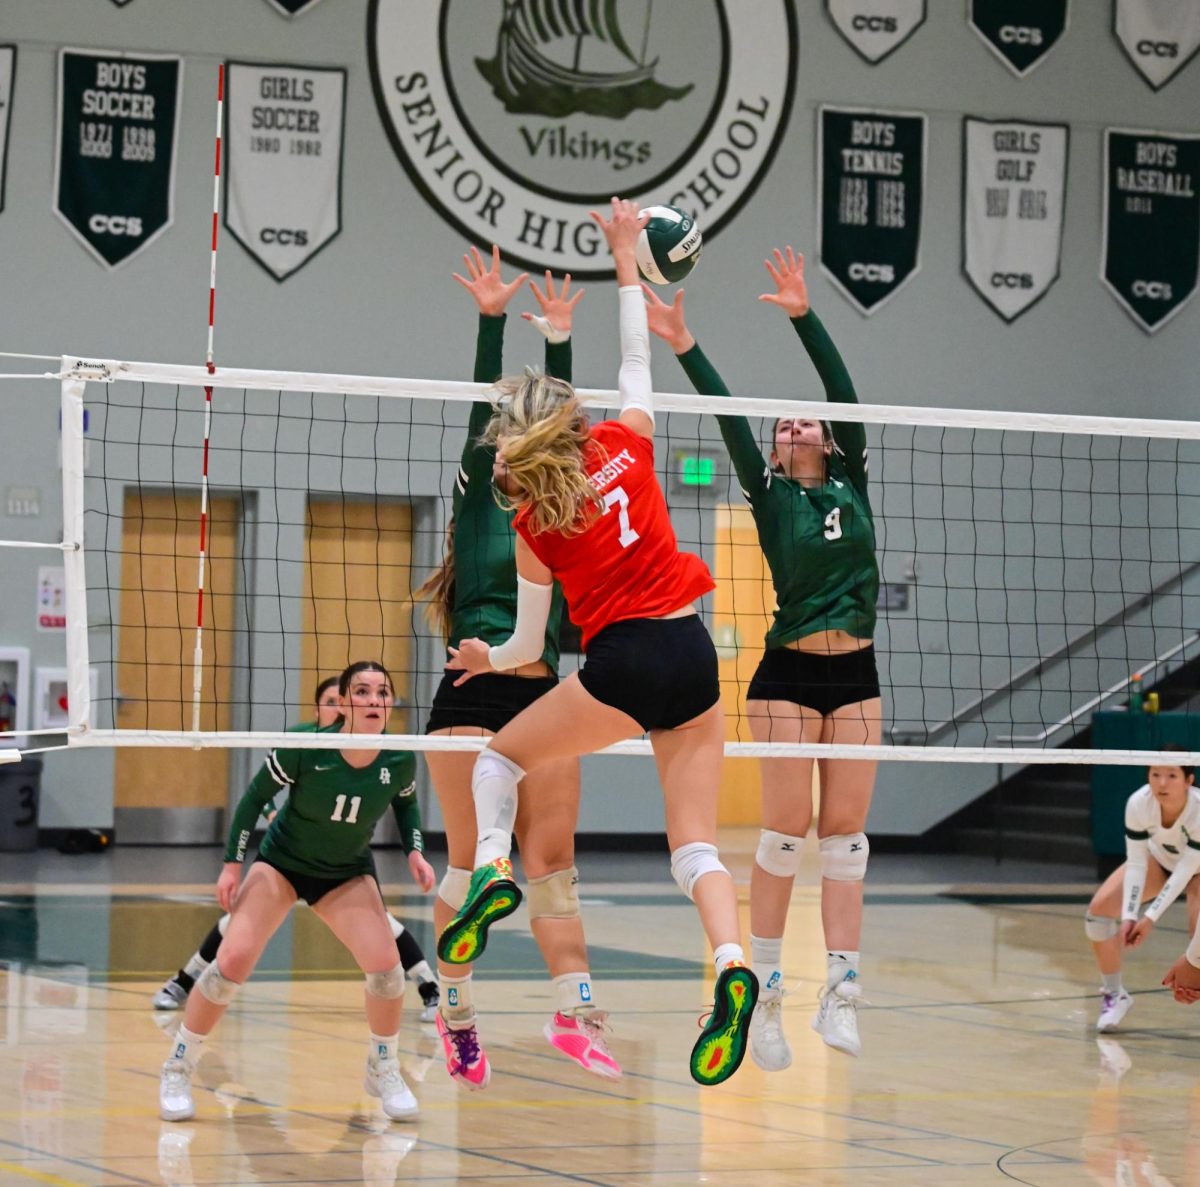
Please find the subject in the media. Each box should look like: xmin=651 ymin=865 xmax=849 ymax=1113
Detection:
xmin=642 ymin=284 xmax=694 ymax=355
xmin=523 ymin=271 xmax=585 ymax=342
xmin=589 ymin=197 xmax=648 ymax=285
xmin=452 ymin=244 xmax=529 ymax=317
xmin=759 ymin=245 xmax=810 ymax=318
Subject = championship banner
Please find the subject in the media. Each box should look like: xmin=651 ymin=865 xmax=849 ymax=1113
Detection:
xmin=818 ymin=105 xmax=926 ymax=315
xmin=969 ymin=0 xmax=1070 ymax=76
xmin=1102 ymin=128 xmax=1200 ymax=333
xmin=963 ymin=118 xmax=1068 ymax=322
xmin=54 ymin=49 xmax=182 ymax=269
xmin=263 ymin=0 xmax=328 ymax=15
xmin=826 ymin=0 xmax=926 ymax=64
xmin=1114 ymin=0 xmax=1200 ymax=90
xmin=0 ymin=47 xmax=15 ymax=214
xmin=225 ymin=62 xmax=346 ymax=282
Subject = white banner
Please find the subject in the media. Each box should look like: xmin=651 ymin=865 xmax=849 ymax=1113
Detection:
xmin=225 ymin=61 xmax=346 ymax=282
xmin=826 ymin=0 xmax=926 ymax=63
xmin=963 ymin=118 xmax=1068 ymax=322
xmin=0 ymin=47 xmax=14 ymax=214
xmin=1114 ymin=0 xmax=1200 ymax=90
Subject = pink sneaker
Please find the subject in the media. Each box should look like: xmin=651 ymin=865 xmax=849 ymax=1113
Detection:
xmin=435 ymin=1013 xmax=491 ymax=1090
xmin=544 ymin=1011 xmax=622 ymax=1080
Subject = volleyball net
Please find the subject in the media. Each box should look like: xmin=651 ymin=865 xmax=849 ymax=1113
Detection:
xmin=2 ymin=353 xmax=1198 ymax=765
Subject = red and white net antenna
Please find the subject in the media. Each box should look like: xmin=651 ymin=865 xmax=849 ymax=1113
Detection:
xmin=192 ymin=64 xmax=224 ymax=735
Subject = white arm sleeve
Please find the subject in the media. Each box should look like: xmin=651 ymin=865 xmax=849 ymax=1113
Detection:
xmin=1123 ymin=791 xmax=1150 ymax=921
xmin=617 ymin=284 xmax=654 ymax=426
xmin=1144 ymin=845 xmax=1200 ymax=922
xmin=487 ymin=575 xmax=554 ymax=672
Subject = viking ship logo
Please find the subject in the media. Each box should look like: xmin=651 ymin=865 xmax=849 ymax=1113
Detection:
xmin=368 ymin=0 xmax=797 ymax=278
xmin=477 ymin=0 xmax=693 ymax=118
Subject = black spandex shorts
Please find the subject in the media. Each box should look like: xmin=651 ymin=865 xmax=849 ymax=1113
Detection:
xmin=577 ymin=615 xmax=720 ymax=732
xmin=254 ymin=854 xmax=376 ymax=906
xmin=426 ymin=669 xmax=559 ymax=735
xmin=746 ymin=644 xmax=880 ymax=717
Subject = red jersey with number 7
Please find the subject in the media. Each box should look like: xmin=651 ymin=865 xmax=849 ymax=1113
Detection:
xmin=512 ymin=419 xmax=714 ymax=650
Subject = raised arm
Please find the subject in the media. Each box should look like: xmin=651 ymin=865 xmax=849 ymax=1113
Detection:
xmin=591 ymin=197 xmax=654 ymax=439
xmin=761 ymin=247 xmax=868 ymax=496
xmin=643 ymin=285 xmax=768 ymax=500
xmin=523 ymin=270 xmax=583 ymax=383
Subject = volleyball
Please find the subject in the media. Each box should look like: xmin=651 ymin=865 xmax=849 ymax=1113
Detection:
xmin=635 ymin=205 xmax=702 ymax=286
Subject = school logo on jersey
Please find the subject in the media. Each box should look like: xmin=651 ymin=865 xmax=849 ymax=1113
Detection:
xmin=963 ymin=118 xmax=1068 ymax=322
xmin=368 ymin=0 xmax=797 ymax=279
xmin=379 ymin=767 xmax=391 ymax=785
xmin=968 ymin=0 xmax=1070 ymax=76
xmin=826 ymin=0 xmax=926 ymax=64
xmin=818 ymin=105 xmax=927 ymax=315
xmin=1114 ymin=0 xmax=1200 ymax=91
xmin=1102 ymin=127 xmax=1200 ymax=333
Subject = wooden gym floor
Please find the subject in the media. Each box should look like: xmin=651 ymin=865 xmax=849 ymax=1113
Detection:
xmin=0 ymin=841 xmax=1198 ymax=1187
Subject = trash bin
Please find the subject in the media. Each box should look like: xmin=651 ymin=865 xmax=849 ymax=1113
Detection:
xmin=0 ymin=757 xmax=42 ymax=851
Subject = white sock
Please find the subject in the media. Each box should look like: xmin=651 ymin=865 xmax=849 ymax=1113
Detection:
xmin=713 ymin=943 xmax=744 ymax=976
xmin=750 ymin=934 xmax=784 ymax=998
xmin=1101 ymin=971 xmax=1123 ymax=994
xmin=369 ymin=1031 xmax=399 ymax=1065
xmin=388 ymin=914 xmax=404 ymax=940
xmin=169 ymin=1024 xmax=206 ymax=1069
xmin=408 ymin=959 xmax=435 ymax=987
xmin=182 ymin=953 xmax=209 ymax=981
xmin=553 ymin=971 xmax=595 ymax=1014
xmin=473 ymin=751 xmax=523 ymax=866
xmin=827 ymin=950 xmax=860 ymax=988
xmin=440 ymin=973 xmax=475 ymax=1024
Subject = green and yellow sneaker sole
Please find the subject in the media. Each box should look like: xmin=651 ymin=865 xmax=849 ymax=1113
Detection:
xmin=437 ymin=870 xmax=522 ymax=965
xmin=690 ymin=965 xmax=759 ymax=1086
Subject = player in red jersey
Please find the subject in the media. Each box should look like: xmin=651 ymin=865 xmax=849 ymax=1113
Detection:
xmin=439 ymin=198 xmax=759 ymax=1087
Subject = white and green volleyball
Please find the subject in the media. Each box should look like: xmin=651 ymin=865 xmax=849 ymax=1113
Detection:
xmin=635 ymin=205 xmax=702 ymax=286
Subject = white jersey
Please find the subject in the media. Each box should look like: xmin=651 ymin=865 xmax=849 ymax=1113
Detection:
xmin=1123 ymin=785 xmax=1200 ymax=922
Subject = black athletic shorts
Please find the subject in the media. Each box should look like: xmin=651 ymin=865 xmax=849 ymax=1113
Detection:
xmin=254 ymin=854 xmax=376 ymax=906
xmin=746 ymin=644 xmax=880 ymax=717
xmin=577 ymin=615 xmax=720 ymax=732
xmin=426 ymin=669 xmax=559 ymax=735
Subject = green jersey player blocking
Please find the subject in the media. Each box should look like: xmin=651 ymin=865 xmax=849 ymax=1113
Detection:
xmin=415 ymin=245 xmax=618 ymax=1088
xmin=152 ymin=675 xmax=441 ymax=1021
xmin=645 ymin=246 xmax=880 ymax=1066
xmin=159 ymin=662 xmax=426 ymax=1124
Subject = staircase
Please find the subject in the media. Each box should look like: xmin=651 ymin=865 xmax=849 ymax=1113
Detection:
xmin=942 ymin=653 xmax=1200 ymax=869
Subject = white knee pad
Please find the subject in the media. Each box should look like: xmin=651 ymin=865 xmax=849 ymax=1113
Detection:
xmin=819 ymin=833 xmax=869 ymax=881
xmin=527 ymin=866 xmax=580 ymax=921
xmin=196 ymin=960 xmax=242 ymax=1006
xmin=438 ymin=866 xmax=471 ymax=911
xmin=1085 ymin=914 xmax=1119 ymax=942
xmin=217 ymin=913 xmax=230 ymax=936
xmin=365 ymin=963 xmax=405 ymax=1000
xmin=473 ymin=749 xmax=525 ymax=833
xmin=670 ymin=842 xmax=729 ymax=901
xmin=756 ymin=830 xmax=805 ymax=878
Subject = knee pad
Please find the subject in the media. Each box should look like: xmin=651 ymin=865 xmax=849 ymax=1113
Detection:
xmin=527 ymin=866 xmax=580 ymax=921
xmin=473 ymin=749 xmax=524 ymax=833
xmin=670 ymin=842 xmax=729 ymax=901
xmin=438 ymin=866 xmax=471 ymax=911
xmin=756 ymin=830 xmax=805 ymax=878
xmin=365 ymin=963 xmax=405 ymax=1000
xmin=196 ymin=960 xmax=242 ymax=1006
xmin=217 ymin=913 xmax=230 ymax=936
xmin=819 ymin=833 xmax=869 ymax=882
xmin=1085 ymin=913 xmax=1119 ymax=942
xmin=387 ymin=912 xmax=404 ymax=940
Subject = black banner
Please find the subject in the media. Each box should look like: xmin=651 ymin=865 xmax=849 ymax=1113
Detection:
xmin=109 ymin=1 xmax=135 ymax=7
xmin=1102 ymin=128 xmax=1200 ymax=333
xmin=969 ymin=0 xmax=1070 ymax=76
xmin=0 ymin=47 xmax=14 ymax=214
xmin=819 ymin=105 xmax=926 ymax=315
xmin=55 ymin=49 xmax=181 ymax=268
xmin=264 ymin=0 xmax=328 ymax=14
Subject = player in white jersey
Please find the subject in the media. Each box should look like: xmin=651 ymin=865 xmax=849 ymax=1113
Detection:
xmin=1084 ymin=747 xmax=1199 ymax=1030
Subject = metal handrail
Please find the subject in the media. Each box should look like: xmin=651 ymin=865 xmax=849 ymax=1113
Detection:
xmin=997 ymin=632 xmax=1200 ymax=744
xmin=888 ymin=559 xmax=1200 ymax=744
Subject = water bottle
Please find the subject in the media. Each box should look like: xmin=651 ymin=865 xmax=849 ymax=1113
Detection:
xmin=1128 ymin=673 xmax=1143 ymax=713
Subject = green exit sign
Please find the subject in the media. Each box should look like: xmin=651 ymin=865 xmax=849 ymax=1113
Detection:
xmin=670 ymin=449 xmax=721 ymax=500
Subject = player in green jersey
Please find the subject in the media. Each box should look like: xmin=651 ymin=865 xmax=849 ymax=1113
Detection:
xmin=152 ymin=675 xmax=441 ymax=1021
xmin=645 ymin=247 xmax=881 ymax=1066
xmin=159 ymin=661 xmax=428 ymax=1124
xmin=415 ymin=245 xmax=618 ymax=1087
